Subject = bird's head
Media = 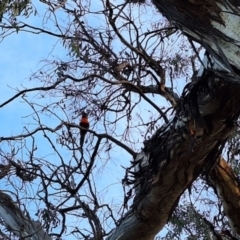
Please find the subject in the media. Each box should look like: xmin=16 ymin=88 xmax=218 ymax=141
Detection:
xmin=82 ymin=111 xmax=88 ymax=118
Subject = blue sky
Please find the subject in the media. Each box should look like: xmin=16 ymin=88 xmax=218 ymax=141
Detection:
xmin=0 ymin=1 xmax=198 ymax=239
xmin=0 ymin=2 xmax=137 ymax=238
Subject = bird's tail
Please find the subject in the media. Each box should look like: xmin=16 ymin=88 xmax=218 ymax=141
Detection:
xmin=80 ymin=133 xmax=86 ymax=147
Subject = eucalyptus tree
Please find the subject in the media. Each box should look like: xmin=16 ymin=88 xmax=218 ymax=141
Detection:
xmin=0 ymin=0 xmax=240 ymax=240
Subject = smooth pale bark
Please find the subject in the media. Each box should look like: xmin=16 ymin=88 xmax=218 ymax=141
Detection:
xmin=0 ymin=191 xmax=51 ymax=240
xmin=152 ymin=0 xmax=240 ymax=71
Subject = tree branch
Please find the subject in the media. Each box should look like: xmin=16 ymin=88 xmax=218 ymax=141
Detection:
xmin=209 ymin=157 xmax=240 ymax=234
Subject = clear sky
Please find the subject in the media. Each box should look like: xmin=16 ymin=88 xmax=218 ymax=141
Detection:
xmin=0 ymin=1 xmax=195 ymax=239
xmin=0 ymin=2 xmax=134 ymax=238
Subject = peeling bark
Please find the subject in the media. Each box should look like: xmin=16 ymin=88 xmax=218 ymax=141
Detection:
xmin=108 ymin=67 xmax=240 ymax=239
xmin=108 ymin=1 xmax=240 ymax=238
xmin=209 ymin=157 xmax=240 ymax=234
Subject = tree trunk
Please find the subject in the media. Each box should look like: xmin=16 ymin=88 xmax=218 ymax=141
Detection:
xmin=108 ymin=1 xmax=240 ymax=239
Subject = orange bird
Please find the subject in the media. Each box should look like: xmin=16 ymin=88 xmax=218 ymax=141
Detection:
xmin=80 ymin=112 xmax=89 ymax=147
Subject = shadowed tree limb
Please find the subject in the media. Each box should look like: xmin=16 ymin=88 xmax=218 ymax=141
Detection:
xmin=107 ymin=64 xmax=240 ymax=239
xmin=209 ymin=157 xmax=240 ymax=235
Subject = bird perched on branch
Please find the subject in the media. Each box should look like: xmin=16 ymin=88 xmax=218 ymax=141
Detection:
xmin=80 ymin=112 xmax=89 ymax=147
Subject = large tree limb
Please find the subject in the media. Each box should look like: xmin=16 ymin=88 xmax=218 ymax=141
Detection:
xmin=209 ymin=157 xmax=240 ymax=234
xmin=107 ymin=1 xmax=240 ymax=239
xmin=108 ymin=58 xmax=240 ymax=238
xmin=152 ymin=0 xmax=240 ymax=72
xmin=0 ymin=191 xmax=51 ymax=240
